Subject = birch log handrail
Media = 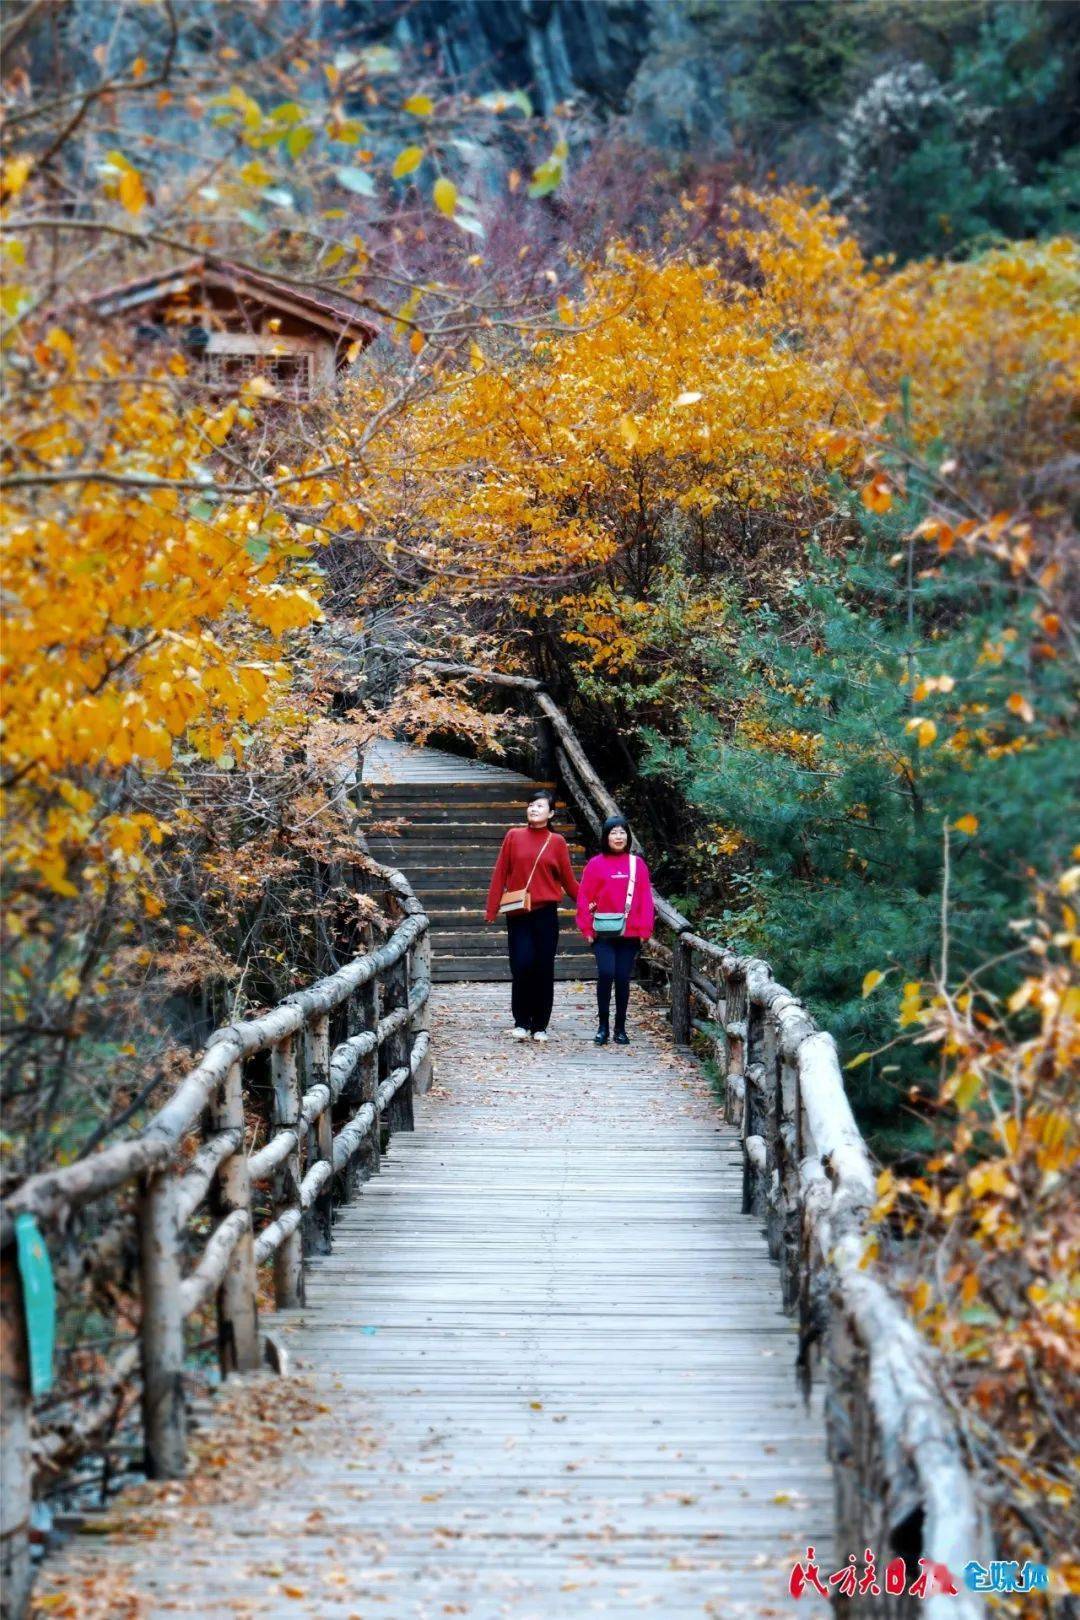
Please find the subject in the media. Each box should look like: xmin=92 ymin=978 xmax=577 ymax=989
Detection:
xmin=0 ymin=856 xmax=433 ymax=1620
xmin=391 ymin=660 xmax=988 ymax=1619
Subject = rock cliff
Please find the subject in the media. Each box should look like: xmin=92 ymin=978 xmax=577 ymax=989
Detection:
xmin=342 ymin=0 xmax=734 ymax=152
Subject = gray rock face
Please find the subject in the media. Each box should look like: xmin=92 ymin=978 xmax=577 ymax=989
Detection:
xmin=343 ymin=0 xmax=733 ymax=151
xmin=45 ymin=0 xmax=734 ymax=162
xmin=380 ymin=0 xmax=649 ymax=114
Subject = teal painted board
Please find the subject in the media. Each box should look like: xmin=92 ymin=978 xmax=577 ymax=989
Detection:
xmin=15 ymin=1211 xmax=56 ymax=1397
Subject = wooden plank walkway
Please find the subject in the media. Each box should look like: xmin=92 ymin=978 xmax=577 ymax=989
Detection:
xmin=362 ymin=739 xmax=540 ymax=786
xmin=43 ymin=983 xmax=832 ymax=1619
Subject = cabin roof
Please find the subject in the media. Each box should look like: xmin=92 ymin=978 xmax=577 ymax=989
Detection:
xmin=86 ymin=255 xmax=378 ymax=349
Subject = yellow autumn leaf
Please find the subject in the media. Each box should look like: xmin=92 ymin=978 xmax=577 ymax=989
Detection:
xmin=392 ymin=145 xmax=424 ymax=179
xmin=861 ymin=969 xmax=885 ymax=998
xmin=674 ymin=391 xmax=703 ymax=408
xmin=248 ymin=586 xmax=322 ymax=635
xmin=242 ymin=374 xmax=277 ymax=399
xmin=118 ymin=167 xmax=148 ymax=215
xmin=469 ymin=341 xmax=485 ymax=372
xmin=45 ymin=327 xmax=75 ymax=368
xmin=1 ymin=154 xmax=33 ymax=199
xmin=409 ymin=329 xmax=425 ymax=355
xmin=905 ymin=717 xmax=938 ymax=747
xmin=433 ymin=176 xmax=457 ymax=217
xmin=404 ymin=94 xmax=434 ymax=117
xmin=240 ymin=158 xmax=273 ymax=186
xmin=0 ymin=283 xmax=27 ymax=317
xmin=205 ymin=400 xmax=238 ymax=445
xmin=952 ymin=1070 xmax=982 ymax=1110
xmin=1006 ymin=691 xmax=1034 ymax=723
xmin=1007 ymin=979 xmax=1036 ymax=1014
xmin=953 ymin=814 xmax=979 ymax=835
xmin=618 ymin=416 xmax=640 ymax=450
xmin=861 ymin=475 xmax=892 ymax=513
xmin=846 ymin=1051 xmax=871 ymax=1070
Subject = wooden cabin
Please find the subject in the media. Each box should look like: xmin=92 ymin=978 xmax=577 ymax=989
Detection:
xmin=89 ymin=256 xmax=377 ymax=400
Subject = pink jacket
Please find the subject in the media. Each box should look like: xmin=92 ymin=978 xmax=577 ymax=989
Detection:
xmin=576 ymin=853 xmax=655 ymax=942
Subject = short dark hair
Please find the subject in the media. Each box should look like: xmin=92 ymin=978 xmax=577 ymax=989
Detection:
xmin=599 ymin=814 xmax=632 ymax=854
xmin=528 ymin=788 xmax=557 ymax=812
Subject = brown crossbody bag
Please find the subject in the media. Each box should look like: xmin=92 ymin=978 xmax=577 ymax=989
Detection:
xmin=498 ymin=833 xmax=553 ymax=916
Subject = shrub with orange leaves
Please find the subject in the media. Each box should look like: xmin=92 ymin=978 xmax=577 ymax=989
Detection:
xmin=360 ymin=188 xmax=1076 ymax=674
xmin=871 ymin=871 xmax=1079 ymax=1608
xmin=1 ymin=351 xmax=323 ymax=906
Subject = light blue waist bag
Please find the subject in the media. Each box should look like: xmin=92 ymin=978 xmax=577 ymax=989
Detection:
xmin=592 ymin=854 xmax=638 ymax=936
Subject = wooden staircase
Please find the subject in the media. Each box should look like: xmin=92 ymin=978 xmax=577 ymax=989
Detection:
xmin=362 ymin=742 xmax=595 ymax=984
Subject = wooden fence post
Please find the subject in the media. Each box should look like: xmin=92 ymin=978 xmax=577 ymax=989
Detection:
xmin=762 ymin=1016 xmax=784 ymax=1263
xmin=0 ymin=1248 xmax=32 ymax=1620
xmin=381 ymin=953 xmax=414 ymax=1135
xmin=777 ymin=1050 xmax=801 ymax=1310
xmin=741 ymin=1002 xmax=769 ymax=1220
xmin=211 ymin=1061 xmax=259 ymax=1375
xmin=303 ymin=1017 xmax=334 ymax=1255
xmin=410 ymin=932 xmax=434 ymax=1094
xmin=334 ymin=985 xmax=363 ymax=1202
xmin=139 ymin=1170 xmax=186 ymax=1478
xmin=671 ymin=931 xmax=693 ymax=1047
xmin=356 ymin=977 xmax=382 ymax=1177
xmin=724 ymin=969 xmax=748 ymax=1125
xmin=270 ymin=1036 xmax=304 ymax=1309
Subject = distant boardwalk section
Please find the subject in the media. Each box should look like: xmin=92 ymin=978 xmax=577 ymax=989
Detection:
xmin=362 ymin=739 xmax=595 ymax=983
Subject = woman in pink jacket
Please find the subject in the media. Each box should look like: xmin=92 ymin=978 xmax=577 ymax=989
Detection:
xmin=576 ymin=815 xmax=654 ymax=1046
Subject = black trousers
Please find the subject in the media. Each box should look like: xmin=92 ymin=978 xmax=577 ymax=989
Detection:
xmin=506 ymin=903 xmax=559 ymax=1033
xmin=593 ymin=936 xmax=640 ymax=1031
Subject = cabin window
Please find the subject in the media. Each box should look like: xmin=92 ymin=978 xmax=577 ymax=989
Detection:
xmin=199 ymin=349 xmax=313 ymax=401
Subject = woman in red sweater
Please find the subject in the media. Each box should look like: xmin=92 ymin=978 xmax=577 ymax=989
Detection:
xmin=484 ymin=789 xmax=580 ymax=1042
xmin=576 ymin=815 xmax=655 ymax=1046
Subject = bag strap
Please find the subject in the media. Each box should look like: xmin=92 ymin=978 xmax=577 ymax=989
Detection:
xmin=623 ymin=853 xmax=638 ymax=920
xmin=523 ymin=832 xmax=553 ymax=894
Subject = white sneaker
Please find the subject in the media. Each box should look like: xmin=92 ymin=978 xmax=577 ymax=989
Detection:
xmin=511 ymin=1026 xmax=530 ymax=1041
xmin=532 ymin=1030 xmax=549 ymax=1043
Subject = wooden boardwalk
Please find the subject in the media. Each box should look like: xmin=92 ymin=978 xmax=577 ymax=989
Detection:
xmin=45 ymin=983 xmax=832 ymax=1619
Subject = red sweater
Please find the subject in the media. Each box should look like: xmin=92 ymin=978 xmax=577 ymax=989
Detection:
xmin=485 ymin=826 xmax=579 ymax=923
xmin=576 ymin=852 xmax=655 ymax=941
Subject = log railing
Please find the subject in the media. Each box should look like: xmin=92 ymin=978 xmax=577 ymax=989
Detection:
xmin=395 ymin=656 xmax=988 ymax=1619
xmin=0 ymin=858 xmax=432 ymax=1620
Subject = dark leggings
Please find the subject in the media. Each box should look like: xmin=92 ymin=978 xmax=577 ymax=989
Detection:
xmin=506 ymin=903 xmax=559 ymax=1033
xmin=593 ymin=936 xmax=640 ymax=1031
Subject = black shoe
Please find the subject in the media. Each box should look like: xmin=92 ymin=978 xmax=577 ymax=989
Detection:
xmin=594 ymin=1025 xmax=609 ymax=1046
xmin=614 ymin=1029 xmax=630 ymax=1046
